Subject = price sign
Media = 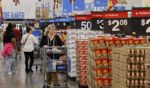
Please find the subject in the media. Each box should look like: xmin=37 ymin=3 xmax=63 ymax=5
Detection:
xmin=54 ymin=17 xmax=75 ymax=30
xmin=104 ymin=11 xmax=131 ymax=35
xmin=75 ymin=15 xmax=92 ymax=29
xmin=132 ymin=8 xmax=150 ymax=36
xmin=91 ymin=12 xmax=104 ymax=30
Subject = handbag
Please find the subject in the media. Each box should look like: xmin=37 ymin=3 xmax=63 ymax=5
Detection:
xmin=23 ymin=34 xmax=30 ymax=46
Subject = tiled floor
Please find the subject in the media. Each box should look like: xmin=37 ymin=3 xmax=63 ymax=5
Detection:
xmin=0 ymin=42 xmax=79 ymax=88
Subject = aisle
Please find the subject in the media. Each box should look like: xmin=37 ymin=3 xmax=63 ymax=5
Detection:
xmin=0 ymin=42 xmax=79 ymax=88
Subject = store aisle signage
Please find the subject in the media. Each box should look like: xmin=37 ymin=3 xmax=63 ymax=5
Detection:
xmin=132 ymin=8 xmax=150 ymax=36
xmin=103 ymin=11 xmax=131 ymax=35
xmin=54 ymin=17 xmax=75 ymax=29
xmin=75 ymin=15 xmax=92 ymax=30
xmin=91 ymin=12 xmax=104 ymax=30
xmin=3 ymin=12 xmax=25 ymax=19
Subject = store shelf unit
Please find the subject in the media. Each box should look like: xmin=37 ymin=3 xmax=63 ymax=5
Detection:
xmin=66 ymin=29 xmax=103 ymax=78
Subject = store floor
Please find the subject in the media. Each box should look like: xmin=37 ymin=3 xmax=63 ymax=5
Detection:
xmin=0 ymin=42 xmax=79 ymax=88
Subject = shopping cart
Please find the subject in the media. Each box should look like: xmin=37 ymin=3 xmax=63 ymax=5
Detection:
xmin=43 ymin=46 xmax=68 ymax=88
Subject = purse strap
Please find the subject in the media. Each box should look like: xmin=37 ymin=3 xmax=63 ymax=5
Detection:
xmin=24 ymin=34 xmax=30 ymax=45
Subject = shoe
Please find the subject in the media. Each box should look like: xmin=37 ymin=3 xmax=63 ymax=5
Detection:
xmin=25 ymin=68 xmax=29 ymax=73
xmin=28 ymin=69 xmax=33 ymax=72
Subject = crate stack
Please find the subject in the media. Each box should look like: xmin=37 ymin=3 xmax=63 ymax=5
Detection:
xmin=77 ymin=40 xmax=88 ymax=86
xmin=88 ymin=37 xmax=112 ymax=88
xmin=112 ymin=46 xmax=150 ymax=88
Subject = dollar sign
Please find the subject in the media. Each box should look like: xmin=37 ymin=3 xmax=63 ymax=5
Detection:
xmin=141 ymin=19 xmax=145 ymax=26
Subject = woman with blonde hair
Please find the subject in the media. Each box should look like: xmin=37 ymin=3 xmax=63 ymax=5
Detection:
xmin=40 ymin=24 xmax=64 ymax=59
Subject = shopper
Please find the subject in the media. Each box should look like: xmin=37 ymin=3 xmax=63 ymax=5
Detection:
xmin=2 ymin=23 xmax=18 ymax=75
xmin=21 ymin=26 xmax=37 ymax=73
xmin=13 ymin=24 xmax=21 ymax=59
xmin=40 ymin=24 xmax=64 ymax=60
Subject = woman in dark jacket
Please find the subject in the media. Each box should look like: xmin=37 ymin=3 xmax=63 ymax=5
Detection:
xmin=40 ymin=24 xmax=64 ymax=59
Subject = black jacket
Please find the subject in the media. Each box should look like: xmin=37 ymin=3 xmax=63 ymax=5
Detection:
xmin=40 ymin=35 xmax=64 ymax=59
xmin=40 ymin=35 xmax=64 ymax=47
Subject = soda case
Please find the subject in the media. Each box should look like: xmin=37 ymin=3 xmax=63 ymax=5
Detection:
xmin=77 ymin=40 xmax=88 ymax=86
xmin=88 ymin=36 xmax=146 ymax=88
xmin=88 ymin=37 xmax=112 ymax=88
xmin=112 ymin=46 xmax=150 ymax=88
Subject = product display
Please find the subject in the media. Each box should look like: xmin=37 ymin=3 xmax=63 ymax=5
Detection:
xmin=67 ymin=29 xmax=103 ymax=77
xmin=77 ymin=40 xmax=88 ymax=86
xmin=112 ymin=46 xmax=150 ymax=88
xmin=88 ymin=36 xmax=146 ymax=88
xmin=88 ymin=37 xmax=112 ymax=88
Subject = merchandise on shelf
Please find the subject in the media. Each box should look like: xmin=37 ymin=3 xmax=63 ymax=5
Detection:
xmin=77 ymin=40 xmax=88 ymax=86
xmin=66 ymin=29 xmax=103 ymax=77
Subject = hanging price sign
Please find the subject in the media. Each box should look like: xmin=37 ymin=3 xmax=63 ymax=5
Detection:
xmin=132 ymin=8 xmax=150 ymax=36
xmin=75 ymin=15 xmax=92 ymax=30
xmin=91 ymin=12 xmax=104 ymax=30
xmin=103 ymin=11 xmax=131 ymax=35
xmin=54 ymin=17 xmax=75 ymax=30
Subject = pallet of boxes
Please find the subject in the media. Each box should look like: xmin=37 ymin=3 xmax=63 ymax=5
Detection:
xmin=88 ymin=37 xmax=112 ymax=88
xmin=112 ymin=38 xmax=150 ymax=88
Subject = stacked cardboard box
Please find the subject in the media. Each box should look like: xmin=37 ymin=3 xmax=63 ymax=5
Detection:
xmin=88 ymin=37 xmax=146 ymax=88
xmin=88 ymin=37 xmax=112 ymax=88
xmin=77 ymin=40 xmax=88 ymax=86
xmin=112 ymin=46 xmax=150 ymax=88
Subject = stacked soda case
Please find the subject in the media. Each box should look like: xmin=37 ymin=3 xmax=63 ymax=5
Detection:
xmin=88 ymin=37 xmax=146 ymax=88
xmin=88 ymin=37 xmax=112 ymax=88
xmin=77 ymin=40 xmax=88 ymax=86
xmin=112 ymin=46 xmax=150 ymax=88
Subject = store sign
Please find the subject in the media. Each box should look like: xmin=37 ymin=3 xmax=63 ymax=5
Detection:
xmin=104 ymin=11 xmax=131 ymax=34
xmin=75 ymin=15 xmax=92 ymax=30
xmin=2 ymin=0 xmax=36 ymax=19
xmin=132 ymin=8 xmax=150 ymax=36
xmin=3 ymin=12 xmax=25 ymax=19
xmin=91 ymin=12 xmax=104 ymax=30
xmin=54 ymin=17 xmax=75 ymax=29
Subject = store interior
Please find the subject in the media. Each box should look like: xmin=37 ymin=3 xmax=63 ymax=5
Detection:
xmin=0 ymin=0 xmax=150 ymax=88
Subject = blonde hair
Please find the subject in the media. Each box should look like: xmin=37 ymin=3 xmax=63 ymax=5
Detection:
xmin=44 ymin=24 xmax=56 ymax=35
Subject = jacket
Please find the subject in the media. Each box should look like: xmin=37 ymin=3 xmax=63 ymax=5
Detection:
xmin=1 ymin=43 xmax=14 ymax=58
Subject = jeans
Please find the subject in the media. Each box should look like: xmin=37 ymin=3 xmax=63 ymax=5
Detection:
xmin=5 ymin=50 xmax=16 ymax=73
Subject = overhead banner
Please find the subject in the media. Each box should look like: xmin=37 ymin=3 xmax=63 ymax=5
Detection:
xmin=73 ymin=0 xmax=85 ymax=11
xmin=63 ymin=0 xmax=72 ymax=15
xmin=2 ymin=0 xmax=37 ymax=19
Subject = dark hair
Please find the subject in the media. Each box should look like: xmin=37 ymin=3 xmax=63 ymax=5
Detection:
xmin=26 ymin=26 xmax=32 ymax=33
xmin=4 ymin=23 xmax=14 ymax=42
